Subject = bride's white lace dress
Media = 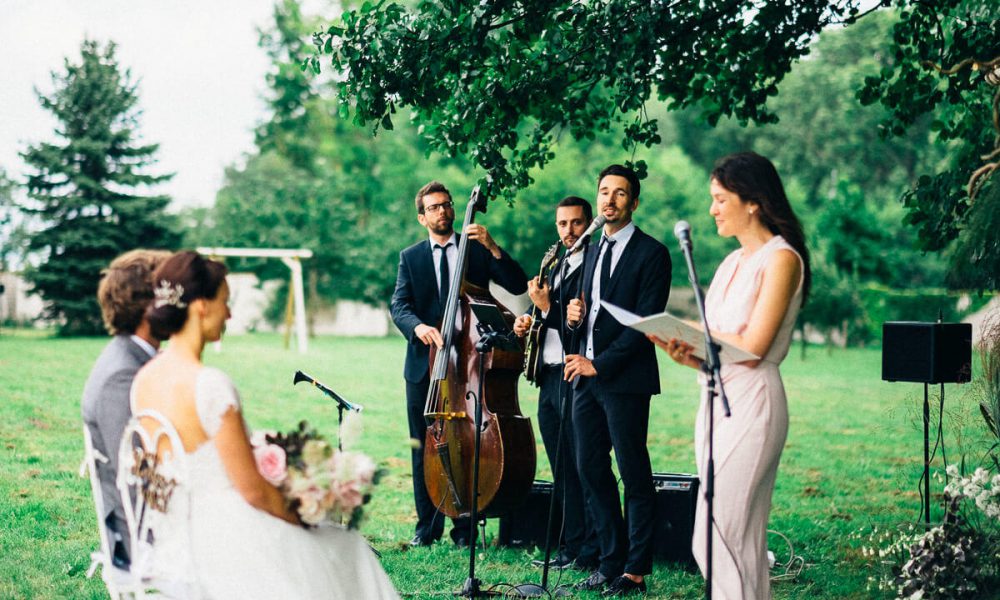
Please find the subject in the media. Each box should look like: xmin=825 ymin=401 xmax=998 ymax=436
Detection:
xmin=137 ymin=367 xmax=400 ymax=600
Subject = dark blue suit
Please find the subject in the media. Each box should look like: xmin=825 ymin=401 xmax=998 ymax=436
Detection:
xmin=390 ymin=235 xmax=527 ymax=541
xmin=572 ymin=225 xmax=671 ymax=577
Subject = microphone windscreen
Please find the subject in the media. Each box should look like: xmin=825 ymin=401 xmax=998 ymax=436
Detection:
xmin=673 ymin=220 xmax=691 ymax=240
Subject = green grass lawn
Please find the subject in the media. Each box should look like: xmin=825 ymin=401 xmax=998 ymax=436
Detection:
xmin=0 ymin=330 xmax=989 ymax=599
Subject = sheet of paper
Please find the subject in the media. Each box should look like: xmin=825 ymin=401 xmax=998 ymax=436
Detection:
xmin=601 ymin=301 xmax=759 ymax=364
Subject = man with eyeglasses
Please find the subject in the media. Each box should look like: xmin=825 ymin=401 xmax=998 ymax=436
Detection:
xmin=390 ymin=180 xmax=528 ymax=548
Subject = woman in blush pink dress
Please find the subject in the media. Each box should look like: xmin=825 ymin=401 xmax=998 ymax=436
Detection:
xmin=650 ymin=152 xmax=811 ymax=599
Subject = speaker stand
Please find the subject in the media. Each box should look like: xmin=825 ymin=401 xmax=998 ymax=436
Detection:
xmin=922 ymin=383 xmax=930 ymax=525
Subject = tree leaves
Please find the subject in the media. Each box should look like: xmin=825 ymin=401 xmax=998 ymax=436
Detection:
xmin=314 ymin=0 xmax=863 ymax=201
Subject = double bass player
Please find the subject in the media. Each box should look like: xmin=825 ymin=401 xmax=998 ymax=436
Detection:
xmin=390 ymin=180 xmax=528 ymax=548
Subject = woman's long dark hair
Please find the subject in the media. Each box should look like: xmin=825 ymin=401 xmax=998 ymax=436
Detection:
xmin=711 ymin=152 xmax=811 ymax=303
xmin=146 ymin=251 xmax=228 ymax=340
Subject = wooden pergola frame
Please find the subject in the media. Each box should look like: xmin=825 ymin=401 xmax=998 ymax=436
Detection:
xmin=197 ymin=247 xmax=313 ymax=354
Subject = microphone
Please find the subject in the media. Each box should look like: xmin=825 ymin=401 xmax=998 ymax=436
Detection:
xmin=293 ymin=370 xmax=362 ymax=412
xmin=674 ymin=220 xmax=692 ymax=250
xmin=567 ymin=214 xmax=607 ymax=254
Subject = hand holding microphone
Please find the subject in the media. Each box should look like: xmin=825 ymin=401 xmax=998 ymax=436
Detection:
xmin=567 ymin=214 xmax=608 ymax=255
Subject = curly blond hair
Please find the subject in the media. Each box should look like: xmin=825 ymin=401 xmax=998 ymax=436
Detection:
xmin=97 ymin=249 xmax=172 ymax=335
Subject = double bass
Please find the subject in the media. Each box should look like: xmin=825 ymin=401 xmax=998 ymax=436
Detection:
xmin=423 ymin=185 xmax=536 ymax=519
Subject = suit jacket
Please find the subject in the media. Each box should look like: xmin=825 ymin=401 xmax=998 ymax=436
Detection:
xmin=391 ymin=235 xmax=528 ymax=384
xmin=81 ymin=335 xmax=153 ymax=539
xmin=579 ymin=226 xmax=671 ymax=395
xmin=538 ymin=256 xmax=584 ymax=356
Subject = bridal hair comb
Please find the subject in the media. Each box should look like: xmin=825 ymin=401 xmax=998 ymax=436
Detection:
xmin=153 ymin=280 xmax=187 ymax=309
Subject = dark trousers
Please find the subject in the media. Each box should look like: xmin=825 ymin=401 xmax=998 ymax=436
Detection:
xmin=106 ymin=512 xmax=131 ymax=570
xmin=406 ymin=377 xmax=470 ymax=542
xmin=573 ymin=377 xmax=655 ymax=576
xmin=536 ymin=364 xmax=598 ymax=561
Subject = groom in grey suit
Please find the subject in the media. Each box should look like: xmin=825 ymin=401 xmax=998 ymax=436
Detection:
xmin=82 ymin=249 xmax=170 ymax=570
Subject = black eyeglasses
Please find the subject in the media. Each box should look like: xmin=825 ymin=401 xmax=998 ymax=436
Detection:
xmin=423 ymin=200 xmax=454 ymax=214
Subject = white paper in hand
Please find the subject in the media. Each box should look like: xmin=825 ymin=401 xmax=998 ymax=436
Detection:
xmin=600 ymin=301 xmax=759 ymax=364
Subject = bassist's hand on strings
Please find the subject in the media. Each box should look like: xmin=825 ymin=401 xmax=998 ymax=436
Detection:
xmin=527 ymin=277 xmax=551 ymax=313
xmin=513 ymin=315 xmax=532 ymax=338
xmin=414 ymin=323 xmax=444 ymax=348
xmin=464 ymin=223 xmax=501 ymax=259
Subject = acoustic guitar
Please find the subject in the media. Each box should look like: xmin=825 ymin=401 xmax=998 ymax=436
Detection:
xmin=523 ymin=241 xmax=562 ymax=384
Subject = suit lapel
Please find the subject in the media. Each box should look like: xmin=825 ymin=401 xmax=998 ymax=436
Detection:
xmin=414 ymin=239 xmax=439 ymax=303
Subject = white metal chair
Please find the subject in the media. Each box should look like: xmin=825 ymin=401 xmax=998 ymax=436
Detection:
xmin=81 ymin=425 xmax=142 ymax=599
xmin=115 ymin=409 xmax=193 ymax=599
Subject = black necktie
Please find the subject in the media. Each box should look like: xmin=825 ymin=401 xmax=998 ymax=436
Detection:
xmin=436 ymin=243 xmax=451 ymax=307
xmin=599 ymin=237 xmax=616 ymax=293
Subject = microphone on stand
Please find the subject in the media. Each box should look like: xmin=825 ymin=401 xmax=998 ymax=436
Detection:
xmin=293 ymin=370 xmax=362 ymax=412
xmin=674 ymin=220 xmax=692 ymax=250
xmin=671 ymin=218 xmax=730 ymax=600
xmin=567 ymin=215 xmax=607 ymax=255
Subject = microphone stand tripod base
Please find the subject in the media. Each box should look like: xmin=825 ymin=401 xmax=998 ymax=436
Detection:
xmin=508 ymin=583 xmax=573 ymax=598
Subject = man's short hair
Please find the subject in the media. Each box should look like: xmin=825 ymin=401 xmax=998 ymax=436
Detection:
xmin=598 ymin=164 xmax=640 ymax=200
xmin=415 ymin=181 xmax=452 ymax=214
xmin=556 ymin=196 xmax=593 ymax=221
xmin=97 ymin=249 xmax=172 ymax=335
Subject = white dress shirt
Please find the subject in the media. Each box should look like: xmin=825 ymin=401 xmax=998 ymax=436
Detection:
xmin=585 ymin=221 xmax=636 ymax=359
xmin=541 ymin=250 xmax=584 ymax=366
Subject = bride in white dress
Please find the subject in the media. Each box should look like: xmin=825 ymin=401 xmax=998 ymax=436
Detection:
xmin=131 ymin=250 xmax=399 ymax=600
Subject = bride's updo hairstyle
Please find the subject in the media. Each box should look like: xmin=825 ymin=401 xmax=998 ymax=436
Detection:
xmin=146 ymin=251 xmax=228 ymax=340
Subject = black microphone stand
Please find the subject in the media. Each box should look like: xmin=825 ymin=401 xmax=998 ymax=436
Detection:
xmin=677 ymin=233 xmax=730 ymax=600
xmin=511 ymin=243 xmax=587 ymax=598
xmin=292 ymin=370 xmax=363 ymax=451
xmin=457 ymin=322 xmax=511 ymax=598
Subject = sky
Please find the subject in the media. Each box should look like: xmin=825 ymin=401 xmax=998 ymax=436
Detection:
xmin=0 ymin=0 xmax=281 ymax=209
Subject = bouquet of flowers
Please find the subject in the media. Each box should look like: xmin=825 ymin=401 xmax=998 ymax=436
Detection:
xmin=250 ymin=420 xmax=382 ymax=529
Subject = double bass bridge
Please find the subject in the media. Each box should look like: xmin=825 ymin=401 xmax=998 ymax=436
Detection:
xmin=425 ymin=411 xmax=467 ymax=420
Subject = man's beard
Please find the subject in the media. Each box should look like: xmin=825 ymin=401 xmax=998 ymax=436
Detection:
xmin=429 ymin=219 xmax=454 ymax=236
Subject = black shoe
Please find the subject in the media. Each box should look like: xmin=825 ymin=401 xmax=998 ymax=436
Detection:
xmin=408 ymin=535 xmax=434 ymax=547
xmin=531 ymin=552 xmax=575 ymax=570
xmin=602 ymin=575 xmax=646 ymax=597
xmin=575 ymin=571 xmax=611 ymax=591
xmin=453 ymin=536 xmax=470 ymax=548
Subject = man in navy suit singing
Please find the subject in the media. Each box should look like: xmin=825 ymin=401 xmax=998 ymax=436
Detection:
xmin=390 ymin=180 xmax=528 ymax=547
xmin=565 ymin=165 xmax=672 ymax=596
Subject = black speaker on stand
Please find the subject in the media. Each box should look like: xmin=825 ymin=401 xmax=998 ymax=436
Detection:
xmin=882 ymin=320 xmax=972 ymax=524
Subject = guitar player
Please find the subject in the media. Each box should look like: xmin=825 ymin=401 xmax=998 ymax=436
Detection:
xmin=513 ymin=196 xmax=599 ymax=571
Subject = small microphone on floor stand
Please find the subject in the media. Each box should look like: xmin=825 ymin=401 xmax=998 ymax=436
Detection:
xmin=293 ymin=370 xmax=362 ymax=451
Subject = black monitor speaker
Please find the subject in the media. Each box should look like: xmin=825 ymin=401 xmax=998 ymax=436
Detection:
xmin=496 ymin=480 xmax=561 ymax=549
xmin=652 ymin=473 xmax=699 ymax=564
xmin=881 ymin=322 xmax=972 ymax=384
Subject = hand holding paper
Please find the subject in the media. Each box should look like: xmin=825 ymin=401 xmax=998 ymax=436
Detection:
xmin=600 ymin=301 xmax=759 ymax=364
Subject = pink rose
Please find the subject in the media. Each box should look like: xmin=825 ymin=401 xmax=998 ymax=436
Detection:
xmin=254 ymin=443 xmax=288 ymax=486
xmin=336 ymin=480 xmax=364 ymax=512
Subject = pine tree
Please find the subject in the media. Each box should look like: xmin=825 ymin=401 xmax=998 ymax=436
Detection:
xmin=20 ymin=39 xmax=179 ymax=335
